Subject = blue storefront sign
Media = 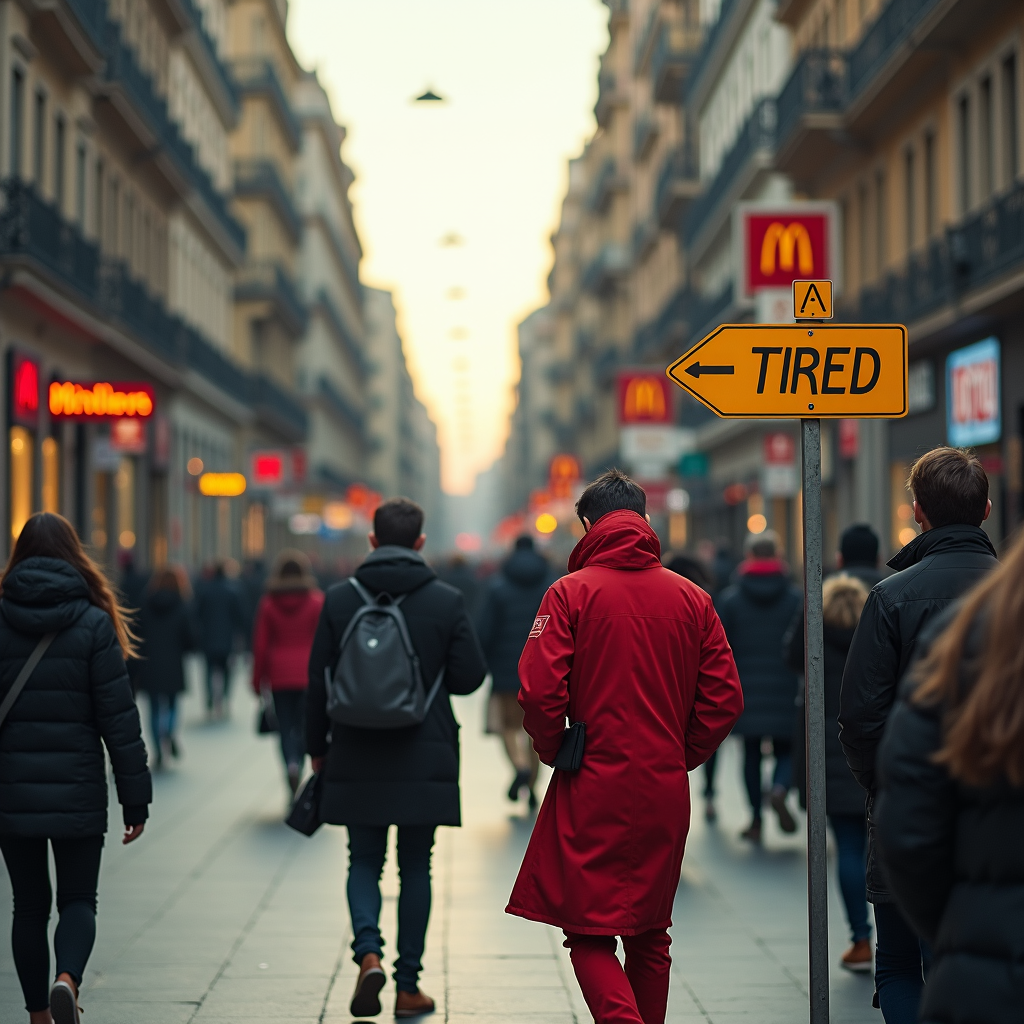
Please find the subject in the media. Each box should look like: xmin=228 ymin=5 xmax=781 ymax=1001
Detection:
xmin=946 ymin=337 xmax=1001 ymax=447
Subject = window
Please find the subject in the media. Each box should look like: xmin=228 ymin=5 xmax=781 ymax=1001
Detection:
xmin=874 ymin=169 xmax=886 ymax=275
xmin=904 ymin=147 xmax=915 ymax=254
xmin=9 ymin=427 xmax=33 ymax=546
xmin=924 ymin=131 xmax=937 ymax=239
xmin=75 ymin=144 xmax=87 ymax=227
xmin=836 ymin=0 xmax=846 ymax=45
xmin=1003 ymin=54 xmax=1019 ymax=183
xmin=126 ymin=194 xmax=135 ymax=267
xmin=979 ymin=75 xmax=994 ymax=201
xmin=41 ymin=436 xmax=60 ymax=514
xmin=33 ymin=91 xmax=45 ymax=184
xmin=858 ymin=181 xmax=869 ymax=286
xmin=958 ymin=94 xmax=971 ymax=213
xmin=10 ymin=68 xmax=24 ymax=178
xmin=110 ymin=179 xmax=119 ymax=256
xmin=54 ymin=114 xmax=66 ymax=210
xmin=94 ymin=159 xmax=104 ymax=241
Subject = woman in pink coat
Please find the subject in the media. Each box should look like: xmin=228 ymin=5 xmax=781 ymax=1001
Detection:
xmin=506 ymin=472 xmax=743 ymax=1024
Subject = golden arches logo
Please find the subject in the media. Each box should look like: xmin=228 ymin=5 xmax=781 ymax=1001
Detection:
xmin=623 ymin=377 xmax=666 ymax=420
xmin=760 ymin=222 xmax=814 ymax=276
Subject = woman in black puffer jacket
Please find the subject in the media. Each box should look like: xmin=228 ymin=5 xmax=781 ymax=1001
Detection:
xmin=0 ymin=513 xmax=151 ymax=1024
xmin=876 ymin=528 xmax=1024 ymax=1023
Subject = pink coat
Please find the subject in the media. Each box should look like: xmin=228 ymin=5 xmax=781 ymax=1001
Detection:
xmin=506 ymin=511 xmax=743 ymax=935
xmin=251 ymin=589 xmax=324 ymax=692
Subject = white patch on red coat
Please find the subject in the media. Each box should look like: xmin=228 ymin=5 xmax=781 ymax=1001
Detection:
xmin=528 ymin=615 xmax=550 ymax=639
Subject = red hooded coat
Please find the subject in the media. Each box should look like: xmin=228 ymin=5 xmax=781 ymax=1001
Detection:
xmin=505 ymin=510 xmax=743 ymax=935
xmin=251 ymin=589 xmax=324 ymax=692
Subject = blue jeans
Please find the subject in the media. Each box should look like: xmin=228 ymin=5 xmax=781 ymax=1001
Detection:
xmin=149 ymin=693 xmax=178 ymax=748
xmin=829 ymin=813 xmax=871 ymax=943
xmin=347 ymin=825 xmax=435 ymax=993
xmin=743 ymin=736 xmax=792 ymax=820
xmin=874 ymin=902 xmax=932 ymax=1023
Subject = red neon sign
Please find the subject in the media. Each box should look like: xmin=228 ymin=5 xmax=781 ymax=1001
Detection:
xmin=49 ymin=381 xmax=155 ymax=420
xmin=10 ymin=353 xmax=40 ymax=427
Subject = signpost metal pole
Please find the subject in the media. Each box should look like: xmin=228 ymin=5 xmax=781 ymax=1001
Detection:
xmin=801 ymin=418 xmax=829 ymax=1023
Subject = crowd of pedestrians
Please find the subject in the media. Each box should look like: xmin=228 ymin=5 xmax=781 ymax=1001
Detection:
xmin=0 ymin=444 xmax=1020 ymax=1023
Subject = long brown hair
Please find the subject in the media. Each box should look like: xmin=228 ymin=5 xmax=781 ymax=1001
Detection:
xmin=1 ymin=512 xmax=138 ymax=659
xmin=913 ymin=529 xmax=1023 ymax=787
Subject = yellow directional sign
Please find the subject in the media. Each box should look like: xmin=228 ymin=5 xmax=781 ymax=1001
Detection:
xmin=793 ymin=279 xmax=833 ymax=320
xmin=666 ymin=323 xmax=908 ymax=418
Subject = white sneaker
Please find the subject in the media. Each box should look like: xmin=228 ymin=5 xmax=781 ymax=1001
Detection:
xmin=50 ymin=980 xmax=81 ymax=1024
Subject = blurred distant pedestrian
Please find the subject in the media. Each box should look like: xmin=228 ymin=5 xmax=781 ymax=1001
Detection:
xmin=436 ymin=554 xmax=481 ymax=618
xmin=308 ymin=498 xmax=487 ymax=1019
xmin=238 ymin=559 xmax=267 ymax=649
xmin=0 ymin=513 xmax=150 ymax=1024
xmin=841 ymin=446 xmax=997 ymax=1022
xmin=507 ymin=472 xmax=743 ymax=1024
xmin=251 ymin=550 xmax=323 ymax=797
xmin=875 ymin=529 xmax=1024 ymax=1024
xmin=477 ymin=535 xmax=552 ymax=809
xmin=786 ymin=574 xmax=872 ymax=972
xmin=836 ymin=523 xmax=885 ymax=589
xmin=665 ymin=554 xmax=720 ymax=822
xmin=716 ymin=530 xmax=801 ymax=842
xmin=194 ymin=560 xmax=244 ymax=718
xmin=135 ymin=567 xmax=196 ymax=769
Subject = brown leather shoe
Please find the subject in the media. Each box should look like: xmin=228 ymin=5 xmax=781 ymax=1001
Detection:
xmin=394 ymin=988 xmax=435 ymax=1018
xmin=840 ymin=938 xmax=873 ymax=973
xmin=350 ymin=953 xmax=386 ymax=1017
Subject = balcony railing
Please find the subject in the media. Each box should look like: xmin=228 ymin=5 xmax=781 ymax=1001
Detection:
xmin=594 ymin=347 xmax=619 ymax=388
xmin=656 ymin=141 xmax=699 ymax=228
xmin=65 ymin=0 xmax=107 ymax=50
xmin=688 ymin=282 xmax=734 ymax=340
xmin=233 ymin=159 xmax=301 ymax=241
xmin=633 ymin=5 xmax=660 ymax=73
xmin=232 ymin=58 xmax=301 ymax=148
xmin=582 ymin=243 xmax=630 ymax=296
xmin=252 ymin=372 xmax=308 ymax=440
xmin=651 ymin=22 xmax=702 ymax=103
xmin=776 ymin=49 xmax=847 ymax=154
xmin=316 ymin=375 xmax=363 ymax=437
xmin=686 ymin=0 xmax=742 ymax=105
xmin=683 ymin=97 xmax=776 ymax=248
xmin=235 ymin=261 xmax=308 ymax=335
xmin=313 ymin=288 xmax=367 ymax=374
xmin=851 ymin=178 xmax=1024 ymax=326
xmin=633 ymin=115 xmax=658 ymax=161
xmin=181 ymin=0 xmax=239 ymax=115
xmin=632 ymin=217 xmax=659 ymax=262
xmin=586 ymin=158 xmax=621 ymax=215
xmin=848 ymin=0 xmax=942 ymax=104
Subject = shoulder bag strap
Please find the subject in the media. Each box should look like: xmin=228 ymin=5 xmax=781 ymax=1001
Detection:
xmin=0 ymin=632 xmax=57 ymax=730
xmin=422 ymin=667 xmax=446 ymax=716
xmin=348 ymin=578 xmax=375 ymax=606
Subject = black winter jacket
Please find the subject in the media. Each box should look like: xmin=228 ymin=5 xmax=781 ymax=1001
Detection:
xmin=0 ymin=557 xmax=151 ymax=836
xmin=476 ymin=547 xmax=552 ymax=693
xmin=876 ymin=616 xmax=1024 ymax=1023
xmin=786 ymin=621 xmax=865 ymax=817
xmin=134 ymin=589 xmax=197 ymax=698
xmin=839 ymin=524 xmax=997 ymax=901
xmin=716 ymin=565 xmax=801 ymax=737
xmin=193 ymin=572 xmax=243 ymax=659
xmin=307 ymin=546 xmax=487 ymax=827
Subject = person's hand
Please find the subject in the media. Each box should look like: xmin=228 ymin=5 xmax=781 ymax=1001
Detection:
xmin=123 ymin=823 xmax=145 ymax=845
xmin=311 ymin=757 xmax=325 ymax=774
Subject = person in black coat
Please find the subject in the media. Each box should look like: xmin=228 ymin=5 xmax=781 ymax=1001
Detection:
xmin=875 ymin=527 xmax=1024 ymax=1024
xmin=135 ymin=567 xmax=197 ymax=768
xmin=193 ymin=561 xmax=244 ymax=718
xmin=840 ymin=446 xmax=998 ymax=1021
xmin=716 ymin=530 xmax=801 ymax=842
xmin=307 ymin=498 xmax=486 ymax=1019
xmin=0 ymin=513 xmax=151 ymax=1024
xmin=787 ymin=574 xmax=872 ymax=972
xmin=477 ymin=535 xmax=552 ymax=807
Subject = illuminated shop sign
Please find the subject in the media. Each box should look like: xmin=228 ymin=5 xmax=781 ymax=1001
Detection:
xmin=49 ymin=381 xmax=155 ymax=419
xmin=9 ymin=351 xmax=41 ymax=428
xmin=946 ymin=338 xmax=1000 ymax=447
xmin=199 ymin=473 xmax=247 ymax=497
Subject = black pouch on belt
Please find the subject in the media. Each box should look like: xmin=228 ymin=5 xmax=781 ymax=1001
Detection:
xmin=552 ymin=721 xmax=586 ymax=771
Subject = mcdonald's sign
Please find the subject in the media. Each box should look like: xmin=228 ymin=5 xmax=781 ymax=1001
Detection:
xmin=548 ymin=454 xmax=581 ymax=498
xmin=618 ymin=371 xmax=673 ymax=424
xmin=735 ymin=202 xmax=839 ymax=302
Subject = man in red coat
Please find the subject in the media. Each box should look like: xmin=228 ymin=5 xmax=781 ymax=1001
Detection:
xmin=506 ymin=471 xmax=743 ymax=1024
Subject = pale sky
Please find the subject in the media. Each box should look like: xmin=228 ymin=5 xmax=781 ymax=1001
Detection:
xmin=288 ymin=0 xmax=609 ymax=494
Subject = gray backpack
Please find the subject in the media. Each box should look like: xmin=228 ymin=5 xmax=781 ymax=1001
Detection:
xmin=325 ymin=578 xmax=444 ymax=729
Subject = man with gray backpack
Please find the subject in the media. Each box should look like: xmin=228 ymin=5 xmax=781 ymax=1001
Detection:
xmin=306 ymin=498 xmax=487 ymax=1019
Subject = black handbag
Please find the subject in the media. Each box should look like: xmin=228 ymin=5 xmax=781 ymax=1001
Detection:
xmin=552 ymin=721 xmax=586 ymax=771
xmin=285 ymin=772 xmax=323 ymax=836
xmin=256 ymin=691 xmax=278 ymax=735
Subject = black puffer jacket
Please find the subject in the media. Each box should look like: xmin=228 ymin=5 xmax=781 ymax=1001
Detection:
xmin=876 ymin=615 xmax=1024 ymax=1023
xmin=307 ymin=545 xmax=487 ymax=827
xmin=716 ymin=563 xmax=801 ymax=737
xmin=0 ymin=557 xmax=151 ymax=836
xmin=135 ymin=588 xmax=197 ymax=698
xmin=476 ymin=545 xmax=552 ymax=693
xmin=839 ymin=524 xmax=997 ymax=901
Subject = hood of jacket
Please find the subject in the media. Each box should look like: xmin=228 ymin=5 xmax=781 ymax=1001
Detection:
xmin=266 ymin=588 xmax=320 ymax=614
xmin=887 ymin=523 xmax=997 ymax=573
xmin=0 ymin=556 xmax=92 ymax=635
xmin=736 ymin=567 xmax=792 ymax=605
xmin=502 ymin=547 xmax=548 ymax=587
xmin=567 ymin=510 xmax=661 ymax=573
xmin=356 ymin=545 xmax=437 ymax=597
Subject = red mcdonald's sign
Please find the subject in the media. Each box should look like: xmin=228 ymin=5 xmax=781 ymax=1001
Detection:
xmin=618 ymin=371 xmax=673 ymax=425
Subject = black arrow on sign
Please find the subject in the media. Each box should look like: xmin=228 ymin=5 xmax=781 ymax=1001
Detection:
xmin=685 ymin=362 xmax=735 ymax=379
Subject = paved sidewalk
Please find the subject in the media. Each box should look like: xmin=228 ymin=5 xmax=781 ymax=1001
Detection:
xmin=0 ymin=661 xmax=878 ymax=1023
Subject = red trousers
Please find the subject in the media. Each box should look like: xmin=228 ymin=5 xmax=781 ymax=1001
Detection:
xmin=563 ymin=929 xmax=672 ymax=1024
